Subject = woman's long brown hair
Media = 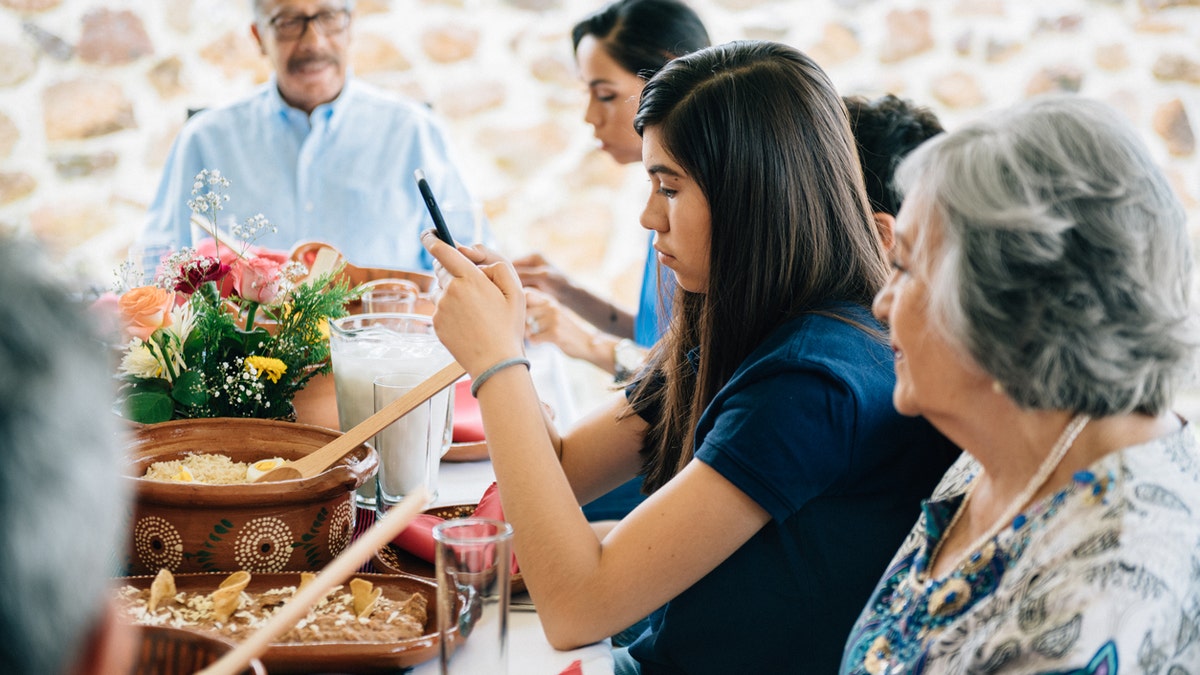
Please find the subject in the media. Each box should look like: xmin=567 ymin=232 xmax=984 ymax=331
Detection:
xmin=628 ymin=41 xmax=888 ymax=492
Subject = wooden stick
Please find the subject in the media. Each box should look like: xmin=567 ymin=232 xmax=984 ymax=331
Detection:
xmin=256 ymin=361 xmax=466 ymax=482
xmin=196 ymin=487 xmax=430 ymax=675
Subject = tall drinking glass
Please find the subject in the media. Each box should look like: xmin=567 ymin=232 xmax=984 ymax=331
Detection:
xmin=373 ymin=372 xmax=440 ymax=512
xmin=435 ymin=518 xmax=513 ymax=675
xmin=329 ymin=313 xmax=455 ymax=508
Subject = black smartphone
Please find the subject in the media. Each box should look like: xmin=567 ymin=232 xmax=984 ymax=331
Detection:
xmin=413 ymin=169 xmax=456 ymax=247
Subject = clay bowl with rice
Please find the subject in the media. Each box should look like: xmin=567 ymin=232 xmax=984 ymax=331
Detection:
xmin=124 ymin=417 xmax=377 ymax=576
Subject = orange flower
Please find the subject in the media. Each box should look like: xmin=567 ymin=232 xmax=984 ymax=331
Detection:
xmin=118 ymin=286 xmax=175 ymax=341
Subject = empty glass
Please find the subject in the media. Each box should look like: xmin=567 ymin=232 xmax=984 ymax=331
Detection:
xmin=435 ymin=518 xmax=513 ymax=675
xmin=361 ymin=278 xmax=420 ymax=315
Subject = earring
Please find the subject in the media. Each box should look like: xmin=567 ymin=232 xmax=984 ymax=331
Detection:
xmin=992 ymin=380 xmax=1004 ymax=395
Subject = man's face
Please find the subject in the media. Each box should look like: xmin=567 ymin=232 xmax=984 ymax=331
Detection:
xmin=252 ymin=0 xmax=352 ymax=114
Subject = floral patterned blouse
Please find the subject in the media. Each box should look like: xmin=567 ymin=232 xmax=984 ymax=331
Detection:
xmin=841 ymin=424 xmax=1200 ymax=674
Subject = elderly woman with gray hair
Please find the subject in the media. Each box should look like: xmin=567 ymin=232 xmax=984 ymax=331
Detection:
xmin=840 ymin=95 xmax=1200 ymax=673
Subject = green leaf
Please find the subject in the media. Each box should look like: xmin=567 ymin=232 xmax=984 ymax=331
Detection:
xmin=234 ymin=326 xmax=273 ymax=352
xmin=123 ymin=377 xmax=171 ymax=392
xmin=199 ymin=280 xmax=221 ymax=306
xmin=124 ymin=391 xmax=174 ymax=424
xmin=172 ymin=371 xmax=209 ymax=406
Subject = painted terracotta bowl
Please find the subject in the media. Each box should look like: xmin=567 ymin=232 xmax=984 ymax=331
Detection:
xmin=124 ymin=418 xmax=377 ymax=575
xmin=132 ymin=625 xmax=266 ymax=675
xmin=121 ymin=572 xmax=458 ymax=673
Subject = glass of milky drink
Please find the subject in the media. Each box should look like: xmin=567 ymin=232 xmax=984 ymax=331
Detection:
xmin=329 ymin=314 xmax=455 ymax=508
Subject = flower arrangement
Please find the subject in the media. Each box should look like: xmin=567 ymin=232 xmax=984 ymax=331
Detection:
xmin=111 ymin=169 xmax=358 ymax=424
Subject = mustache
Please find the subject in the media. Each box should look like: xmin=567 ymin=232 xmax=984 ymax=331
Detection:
xmin=287 ymin=53 xmax=338 ymax=73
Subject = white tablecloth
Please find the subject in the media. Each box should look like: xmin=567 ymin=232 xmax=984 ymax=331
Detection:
xmin=408 ymin=609 xmax=614 ymax=675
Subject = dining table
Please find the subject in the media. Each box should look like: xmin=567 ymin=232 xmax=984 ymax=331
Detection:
xmin=356 ymin=343 xmax=615 ymax=675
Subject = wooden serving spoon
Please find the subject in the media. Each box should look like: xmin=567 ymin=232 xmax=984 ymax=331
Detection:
xmin=255 ymin=361 xmax=467 ymax=482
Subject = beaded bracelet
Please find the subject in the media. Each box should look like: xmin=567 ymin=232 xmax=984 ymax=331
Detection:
xmin=470 ymin=357 xmax=531 ymax=398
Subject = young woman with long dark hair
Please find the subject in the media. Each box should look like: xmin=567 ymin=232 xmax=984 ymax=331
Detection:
xmin=424 ymin=41 xmax=957 ymax=674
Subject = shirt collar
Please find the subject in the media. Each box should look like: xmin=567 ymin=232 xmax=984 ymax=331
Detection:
xmin=265 ymin=73 xmax=357 ymax=133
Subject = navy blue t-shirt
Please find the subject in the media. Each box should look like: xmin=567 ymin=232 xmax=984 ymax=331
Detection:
xmin=626 ymin=305 xmax=959 ymax=674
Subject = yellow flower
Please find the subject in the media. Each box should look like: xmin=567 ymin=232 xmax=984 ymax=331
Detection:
xmin=245 ymin=356 xmax=287 ymax=383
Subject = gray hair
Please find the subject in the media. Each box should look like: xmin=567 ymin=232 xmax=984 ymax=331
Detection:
xmin=251 ymin=0 xmax=356 ymax=21
xmin=896 ymin=95 xmax=1198 ymax=416
xmin=0 ymin=238 xmax=128 ymax=672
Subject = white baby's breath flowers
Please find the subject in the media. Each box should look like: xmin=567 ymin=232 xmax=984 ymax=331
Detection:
xmin=112 ymin=260 xmax=141 ymax=294
xmin=231 ymin=213 xmax=277 ymax=243
xmin=186 ymin=169 xmax=232 ymax=216
xmin=156 ymin=247 xmax=198 ymax=289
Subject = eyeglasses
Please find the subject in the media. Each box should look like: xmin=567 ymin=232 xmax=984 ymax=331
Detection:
xmin=268 ymin=8 xmax=351 ymax=41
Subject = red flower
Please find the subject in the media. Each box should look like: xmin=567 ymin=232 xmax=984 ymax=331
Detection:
xmin=175 ymin=256 xmax=231 ymax=296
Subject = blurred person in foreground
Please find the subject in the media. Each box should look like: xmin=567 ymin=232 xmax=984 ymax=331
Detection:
xmin=843 ymin=93 xmax=944 ymax=250
xmin=516 ymin=0 xmax=709 ymax=382
xmin=841 ymin=95 xmax=1200 ymax=673
xmin=0 ymin=236 xmax=134 ymax=674
xmin=424 ymin=41 xmax=958 ymax=674
xmin=141 ymin=0 xmax=484 ymax=272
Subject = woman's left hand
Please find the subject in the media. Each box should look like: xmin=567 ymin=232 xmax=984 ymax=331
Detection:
xmin=421 ymin=231 xmax=526 ymax=377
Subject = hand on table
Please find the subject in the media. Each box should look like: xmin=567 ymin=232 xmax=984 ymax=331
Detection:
xmin=421 ymin=231 xmax=525 ymax=377
xmin=523 ymin=288 xmax=602 ymax=363
xmin=512 ymin=252 xmax=570 ymax=298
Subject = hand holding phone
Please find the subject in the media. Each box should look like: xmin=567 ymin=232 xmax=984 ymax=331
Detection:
xmin=413 ymin=169 xmax=456 ymax=247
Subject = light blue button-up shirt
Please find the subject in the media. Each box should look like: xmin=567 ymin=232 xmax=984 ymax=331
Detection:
xmin=635 ymin=231 xmax=674 ymax=347
xmin=141 ymin=77 xmax=485 ymax=272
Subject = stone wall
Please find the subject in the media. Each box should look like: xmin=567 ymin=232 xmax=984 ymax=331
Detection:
xmin=0 ymin=0 xmax=1198 ymax=307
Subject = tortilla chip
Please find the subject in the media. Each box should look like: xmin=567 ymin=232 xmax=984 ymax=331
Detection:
xmin=218 ymin=571 xmax=251 ymax=591
xmin=398 ymin=588 xmax=428 ymax=624
xmin=297 ymin=572 xmax=316 ymax=593
xmin=350 ymin=578 xmax=382 ymax=618
xmin=211 ymin=571 xmax=251 ymax=622
xmin=148 ymin=568 xmax=176 ymax=612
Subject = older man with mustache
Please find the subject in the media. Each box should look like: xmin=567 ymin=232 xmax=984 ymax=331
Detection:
xmin=141 ymin=0 xmax=485 ymax=272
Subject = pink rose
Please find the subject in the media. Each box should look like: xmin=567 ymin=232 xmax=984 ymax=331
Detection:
xmin=194 ymin=239 xmax=288 ymax=298
xmin=230 ymin=256 xmax=284 ymax=304
xmin=88 ymin=291 xmax=120 ymax=326
xmin=118 ymin=286 xmax=175 ymax=341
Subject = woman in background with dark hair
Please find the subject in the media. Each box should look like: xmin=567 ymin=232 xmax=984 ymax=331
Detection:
xmin=516 ymin=0 xmax=711 ymax=524
xmin=425 ymin=41 xmax=957 ymax=673
xmin=515 ymin=0 xmax=707 ymax=375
